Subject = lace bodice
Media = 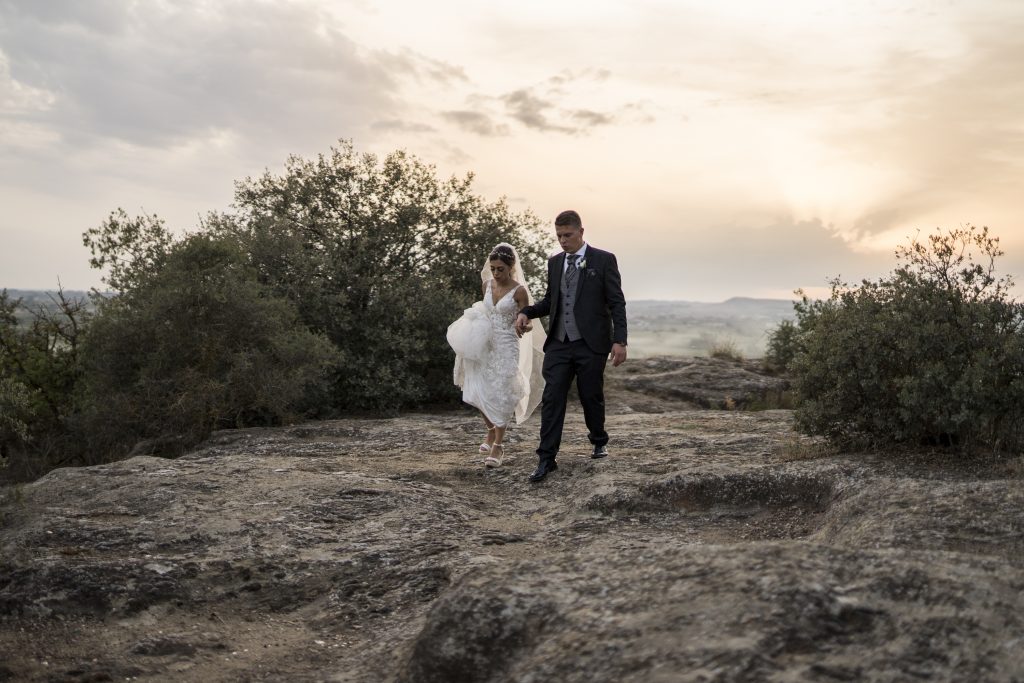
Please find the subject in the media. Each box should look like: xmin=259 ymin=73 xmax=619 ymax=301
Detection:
xmin=485 ymin=280 xmax=521 ymax=335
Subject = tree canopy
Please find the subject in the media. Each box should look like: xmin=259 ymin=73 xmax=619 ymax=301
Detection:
xmin=2 ymin=141 xmax=551 ymax=479
xmin=207 ymin=140 xmax=549 ymax=410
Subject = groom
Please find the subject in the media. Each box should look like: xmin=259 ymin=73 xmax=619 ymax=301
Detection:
xmin=515 ymin=210 xmax=627 ymax=483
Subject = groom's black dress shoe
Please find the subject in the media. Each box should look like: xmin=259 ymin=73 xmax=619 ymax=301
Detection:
xmin=592 ymin=445 xmax=609 ymax=459
xmin=529 ymin=461 xmax=557 ymax=482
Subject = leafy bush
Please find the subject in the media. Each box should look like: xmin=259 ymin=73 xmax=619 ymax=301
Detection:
xmin=0 ymin=289 xmax=89 ymax=478
xmin=206 ymin=140 xmax=548 ymax=411
xmin=4 ymin=141 xmax=550 ymax=479
xmin=0 ymin=377 xmax=33 ymax=470
xmin=775 ymin=225 xmax=1024 ymax=452
xmin=78 ymin=234 xmax=340 ymax=459
xmin=82 ymin=208 xmax=173 ymax=293
xmin=763 ymin=319 xmax=800 ymax=374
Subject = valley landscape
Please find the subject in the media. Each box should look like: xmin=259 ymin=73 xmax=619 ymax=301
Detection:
xmin=615 ymin=298 xmax=794 ymax=359
xmin=2 ymin=292 xmax=795 ymax=360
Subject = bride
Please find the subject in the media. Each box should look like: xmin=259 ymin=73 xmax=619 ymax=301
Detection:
xmin=447 ymin=243 xmax=544 ymax=467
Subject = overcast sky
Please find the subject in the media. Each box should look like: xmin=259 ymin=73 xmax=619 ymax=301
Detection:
xmin=2 ymin=0 xmax=1022 ymax=301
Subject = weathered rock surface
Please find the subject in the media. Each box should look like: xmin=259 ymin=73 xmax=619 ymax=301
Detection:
xmin=616 ymin=356 xmax=790 ymax=409
xmin=1 ymin=358 xmax=1022 ymax=681
xmin=402 ymin=544 xmax=1022 ymax=683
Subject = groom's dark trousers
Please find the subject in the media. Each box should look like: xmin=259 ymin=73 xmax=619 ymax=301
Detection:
xmin=537 ymin=337 xmax=608 ymax=464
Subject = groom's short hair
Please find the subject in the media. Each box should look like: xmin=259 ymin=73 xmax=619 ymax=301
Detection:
xmin=555 ymin=210 xmax=582 ymax=229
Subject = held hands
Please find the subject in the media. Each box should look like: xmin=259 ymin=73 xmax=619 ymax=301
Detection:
xmin=514 ymin=313 xmax=532 ymax=338
xmin=610 ymin=343 xmax=627 ymax=367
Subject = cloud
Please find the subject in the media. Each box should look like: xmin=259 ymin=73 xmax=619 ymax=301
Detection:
xmin=570 ymin=109 xmax=614 ymax=127
xmin=546 ymin=67 xmax=612 ymax=89
xmin=623 ymin=216 xmax=898 ymax=301
xmin=0 ymin=48 xmax=60 ymax=151
xmin=0 ymin=0 xmax=129 ymax=33
xmin=651 ymin=5 xmax=1024 ymax=246
xmin=494 ymin=68 xmax=621 ymax=133
xmin=0 ymin=50 xmax=55 ymax=115
xmin=441 ymin=110 xmax=509 ymax=136
xmin=620 ymin=101 xmax=657 ymax=124
xmin=501 ymin=89 xmax=574 ymax=133
xmin=371 ymin=119 xmax=436 ymax=133
xmin=837 ymin=20 xmax=1024 ymax=239
xmin=0 ymin=0 xmax=407 ymax=156
xmin=498 ymin=84 xmax=618 ymax=135
xmin=373 ymin=48 xmax=469 ymax=86
xmin=429 ymin=66 xmax=627 ymax=138
xmin=700 ymin=217 xmax=892 ymax=285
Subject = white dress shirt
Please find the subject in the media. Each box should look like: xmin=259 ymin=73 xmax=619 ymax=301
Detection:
xmin=562 ymin=243 xmax=588 ymax=273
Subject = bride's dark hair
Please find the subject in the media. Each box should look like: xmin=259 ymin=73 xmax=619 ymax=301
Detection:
xmin=489 ymin=245 xmax=516 ymax=267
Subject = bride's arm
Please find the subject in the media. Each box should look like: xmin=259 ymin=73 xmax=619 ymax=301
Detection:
xmin=513 ymin=286 xmax=533 ymax=333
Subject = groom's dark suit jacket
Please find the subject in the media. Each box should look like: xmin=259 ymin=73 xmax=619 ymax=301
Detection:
xmin=521 ymin=246 xmax=627 ymax=355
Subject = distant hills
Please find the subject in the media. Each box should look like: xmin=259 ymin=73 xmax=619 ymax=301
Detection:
xmin=631 ymin=297 xmax=794 ymax=316
xmin=628 ymin=297 xmax=796 ymax=358
xmin=3 ymin=289 xmax=796 ymax=358
xmin=3 ymin=288 xmax=96 ymax=325
xmin=4 ymin=289 xmax=94 ymax=303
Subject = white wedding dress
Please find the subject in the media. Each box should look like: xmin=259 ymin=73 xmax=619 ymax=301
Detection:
xmin=451 ymin=279 xmax=543 ymax=427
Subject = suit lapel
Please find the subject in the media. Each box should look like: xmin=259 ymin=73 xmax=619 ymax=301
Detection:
xmin=551 ymin=254 xmax=564 ymax=318
xmin=573 ymin=249 xmax=589 ymax=299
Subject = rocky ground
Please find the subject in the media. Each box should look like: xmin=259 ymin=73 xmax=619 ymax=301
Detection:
xmin=1 ymin=357 xmax=1022 ymax=682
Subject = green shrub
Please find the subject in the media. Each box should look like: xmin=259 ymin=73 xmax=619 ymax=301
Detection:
xmin=763 ymin=319 xmax=800 ymax=374
xmin=82 ymin=208 xmax=173 ymax=294
xmin=0 ymin=289 xmax=89 ymax=479
xmin=776 ymin=225 xmax=1024 ymax=452
xmin=78 ymin=235 xmax=340 ymax=459
xmin=207 ymin=140 xmax=548 ymax=411
xmin=5 ymin=141 xmax=550 ymax=478
xmin=0 ymin=377 xmax=33 ymax=470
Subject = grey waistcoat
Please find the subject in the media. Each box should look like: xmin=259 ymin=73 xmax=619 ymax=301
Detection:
xmin=551 ymin=259 xmax=582 ymax=342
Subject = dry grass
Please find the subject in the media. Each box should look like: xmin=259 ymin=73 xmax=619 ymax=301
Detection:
xmin=773 ymin=434 xmax=837 ymax=462
xmin=708 ymin=338 xmax=744 ymax=362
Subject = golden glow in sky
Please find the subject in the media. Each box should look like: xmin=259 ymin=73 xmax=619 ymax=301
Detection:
xmin=1 ymin=0 xmax=1022 ymax=300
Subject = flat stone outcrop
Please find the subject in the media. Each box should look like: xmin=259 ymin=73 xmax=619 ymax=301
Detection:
xmin=613 ymin=356 xmax=790 ymax=409
xmin=1 ymin=401 xmax=1021 ymax=681
xmin=402 ymin=542 xmax=1022 ymax=683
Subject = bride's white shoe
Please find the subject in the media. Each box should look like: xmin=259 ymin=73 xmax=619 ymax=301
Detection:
xmin=484 ymin=444 xmax=504 ymax=468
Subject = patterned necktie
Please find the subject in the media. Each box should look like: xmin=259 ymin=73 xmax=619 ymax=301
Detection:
xmin=565 ymin=254 xmax=580 ymax=285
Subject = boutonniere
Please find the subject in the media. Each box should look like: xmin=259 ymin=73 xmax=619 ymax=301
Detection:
xmin=577 ymin=258 xmax=587 ymax=270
